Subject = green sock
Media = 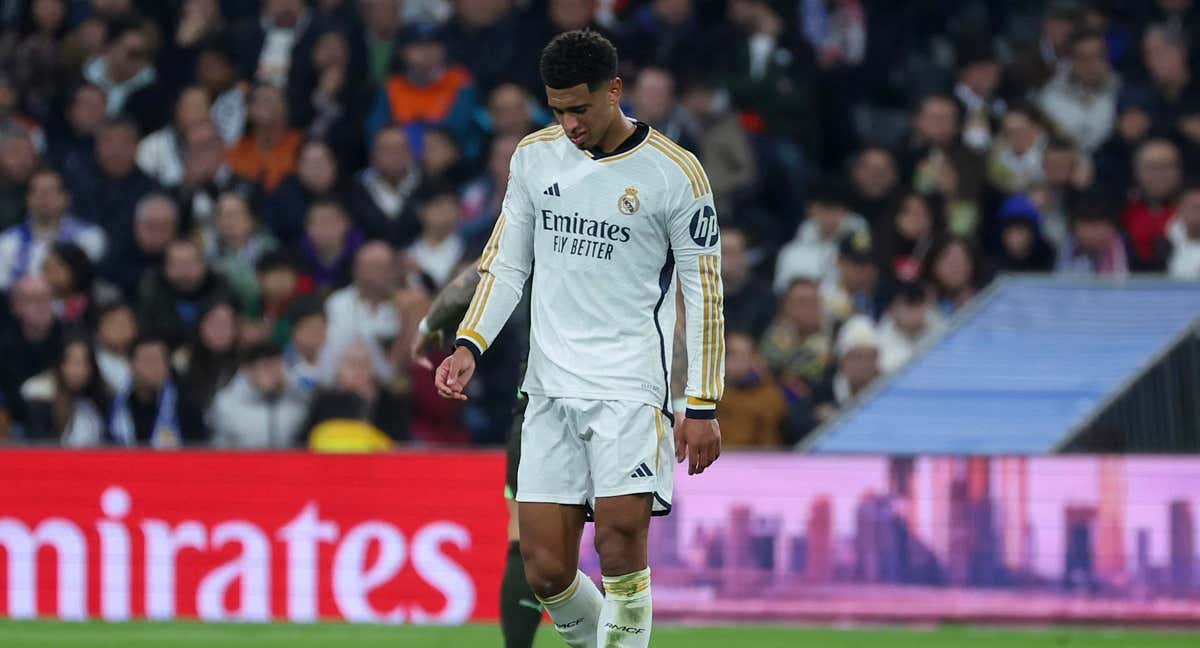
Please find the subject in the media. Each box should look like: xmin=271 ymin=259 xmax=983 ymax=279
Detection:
xmin=500 ymin=541 xmax=542 ymax=648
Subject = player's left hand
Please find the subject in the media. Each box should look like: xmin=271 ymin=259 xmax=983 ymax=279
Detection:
xmin=675 ymin=417 xmax=721 ymax=475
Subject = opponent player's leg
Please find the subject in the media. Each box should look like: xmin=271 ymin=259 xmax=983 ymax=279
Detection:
xmin=500 ymin=404 xmax=542 ymax=648
xmin=519 ymin=502 xmax=598 ymax=647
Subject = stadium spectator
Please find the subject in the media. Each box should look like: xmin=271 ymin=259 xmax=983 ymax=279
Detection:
xmin=440 ymin=0 xmax=534 ymax=96
xmin=0 ymin=168 xmax=105 ymax=290
xmin=109 ymin=334 xmax=207 ymax=447
xmin=360 ymin=0 xmax=404 ymax=85
xmin=848 ymin=145 xmax=900 ymax=227
xmin=620 ymin=0 xmax=710 ymax=75
xmin=419 ymin=125 xmax=468 ymax=186
xmin=232 ymin=0 xmax=312 ymax=87
xmin=100 ymin=193 xmax=177 ymax=300
xmin=135 ymin=237 xmax=233 ymax=349
xmin=69 ymin=117 xmax=158 ymax=242
xmin=0 ymin=275 xmax=63 ymax=426
xmin=920 ymin=236 xmax=988 ymax=317
xmin=902 ymin=94 xmax=985 ymax=234
xmin=1057 ymin=191 xmax=1130 ymax=277
xmin=1167 ymin=181 xmax=1200 ymax=278
xmin=210 ymin=340 xmax=309 ymax=449
xmin=0 ymin=77 xmax=44 ymax=156
xmin=227 ymin=83 xmax=302 ymax=193
xmin=811 ymin=314 xmax=880 ymax=425
xmin=193 ymin=35 xmax=246 ymax=145
xmin=459 ymin=133 xmax=518 ymax=247
xmin=265 ymin=140 xmax=348 ymax=245
xmin=992 ymin=194 xmax=1057 ymax=273
xmin=1037 ymin=29 xmax=1121 ymax=153
xmin=302 ymin=342 xmax=399 ymax=449
xmin=346 ymin=125 xmax=422 ymax=246
xmin=953 ymin=39 xmax=1006 ymax=154
xmin=630 ymin=66 xmax=695 ymax=151
xmin=46 ymin=83 xmax=105 ymax=181
xmin=824 ymin=231 xmax=881 ymax=322
xmin=986 ymin=104 xmax=1049 ymax=194
xmin=408 ymin=182 xmax=465 ymax=288
xmin=136 ymin=86 xmax=211 ymax=189
xmin=773 ymin=179 xmax=867 ymax=293
xmin=0 ymin=0 xmax=70 ymax=124
xmin=366 ymin=23 xmax=479 ymax=158
xmin=95 ymin=300 xmax=136 ymax=392
xmin=175 ymin=121 xmax=237 ymax=230
xmin=283 ymin=296 xmax=326 ymax=393
xmin=0 ymin=127 xmax=39 ymax=230
xmin=249 ymin=251 xmax=307 ymax=345
xmin=1095 ymin=88 xmax=1155 ymax=197
xmin=287 ymin=28 xmax=372 ymax=170
xmin=203 ymin=191 xmax=278 ymax=311
xmin=1138 ymin=24 xmax=1200 ymax=130
xmin=1032 ymin=137 xmax=1094 ymax=248
xmin=484 ymin=83 xmax=546 ymax=142
xmin=760 ymin=278 xmax=830 ymax=397
xmin=321 ymin=241 xmax=401 ymax=382
xmin=723 ymin=0 xmax=819 ymax=157
xmin=721 ymin=227 xmax=774 ymax=339
xmin=876 ymin=282 xmax=946 ymax=374
xmin=678 ymin=75 xmax=757 ymax=220
xmin=175 ymin=299 xmax=239 ymax=410
xmin=81 ymin=17 xmax=169 ymax=133
xmin=1123 ymin=138 xmax=1182 ymax=270
xmin=718 ymin=330 xmax=787 ymax=448
xmin=297 ymin=199 xmax=363 ymax=291
xmin=1007 ymin=0 xmax=1081 ymax=92
xmin=875 ymin=192 xmax=942 ymax=284
xmin=21 ymin=335 xmax=111 ymax=446
xmin=41 ymin=241 xmax=115 ymax=329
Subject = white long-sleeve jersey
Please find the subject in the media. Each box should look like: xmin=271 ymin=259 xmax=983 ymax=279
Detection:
xmin=455 ymin=122 xmax=725 ymax=419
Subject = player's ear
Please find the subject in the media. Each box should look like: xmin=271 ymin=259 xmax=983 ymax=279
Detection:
xmin=608 ymin=77 xmax=622 ymax=105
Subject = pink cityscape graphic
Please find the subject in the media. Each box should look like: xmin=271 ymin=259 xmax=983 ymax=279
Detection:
xmin=579 ymin=456 xmax=1200 ymax=625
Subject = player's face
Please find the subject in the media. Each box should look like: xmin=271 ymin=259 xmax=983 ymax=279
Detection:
xmin=546 ymin=80 xmax=620 ymax=150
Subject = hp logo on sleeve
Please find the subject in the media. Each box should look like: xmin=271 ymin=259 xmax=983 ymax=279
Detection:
xmin=689 ymin=206 xmax=719 ymax=247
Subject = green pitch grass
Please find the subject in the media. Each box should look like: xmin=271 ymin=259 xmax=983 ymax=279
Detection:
xmin=1 ymin=621 xmax=1197 ymax=648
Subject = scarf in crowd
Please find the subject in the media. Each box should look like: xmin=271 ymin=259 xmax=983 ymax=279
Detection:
xmin=110 ymin=381 xmax=181 ymax=448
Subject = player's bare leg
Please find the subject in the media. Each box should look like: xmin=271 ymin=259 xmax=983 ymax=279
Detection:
xmin=520 ymin=502 xmax=600 ymax=647
xmin=593 ymin=493 xmax=654 ymax=647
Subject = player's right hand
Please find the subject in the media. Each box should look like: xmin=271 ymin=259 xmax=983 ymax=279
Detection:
xmin=435 ymin=346 xmax=476 ymax=401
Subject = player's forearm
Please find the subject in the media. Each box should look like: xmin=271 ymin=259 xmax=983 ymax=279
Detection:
xmin=678 ymin=254 xmax=725 ymax=419
xmin=424 ymin=258 xmax=483 ymax=332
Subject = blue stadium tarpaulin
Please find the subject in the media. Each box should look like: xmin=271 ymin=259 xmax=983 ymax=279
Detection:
xmin=805 ymin=277 xmax=1200 ymax=454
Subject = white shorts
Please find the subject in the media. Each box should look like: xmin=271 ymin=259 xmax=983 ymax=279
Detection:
xmin=516 ymin=395 xmax=674 ymax=517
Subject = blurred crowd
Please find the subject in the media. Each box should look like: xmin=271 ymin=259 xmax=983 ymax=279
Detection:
xmin=0 ymin=0 xmax=1197 ymax=450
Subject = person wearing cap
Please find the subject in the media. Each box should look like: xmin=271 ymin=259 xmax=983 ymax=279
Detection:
xmin=773 ymin=177 xmax=868 ymax=293
xmin=822 ymin=230 xmax=881 ymax=324
xmin=1037 ymin=28 xmax=1122 ymax=153
xmin=209 ymin=340 xmax=310 ymax=449
xmin=365 ymin=23 xmax=480 ymax=159
xmin=810 ymin=314 xmax=881 ymax=426
xmin=992 ymin=193 xmax=1057 ymax=273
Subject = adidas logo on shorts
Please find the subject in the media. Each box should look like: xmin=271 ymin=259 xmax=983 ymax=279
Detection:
xmin=630 ymin=463 xmax=654 ymax=479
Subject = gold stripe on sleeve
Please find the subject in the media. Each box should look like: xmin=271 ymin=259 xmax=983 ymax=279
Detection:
xmin=651 ymin=133 xmax=710 ymax=196
xmin=647 ymin=139 xmax=700 ymax=198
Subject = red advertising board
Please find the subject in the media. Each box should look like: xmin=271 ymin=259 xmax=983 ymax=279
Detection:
xmin=0 ymin=450 xmax=509 ymax=623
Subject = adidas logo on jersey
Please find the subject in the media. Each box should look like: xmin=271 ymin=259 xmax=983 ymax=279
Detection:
xmin=543 ymin=182 xmax=561 ymax=197
xmin=630 ymin=463 xmax=654 ymax=479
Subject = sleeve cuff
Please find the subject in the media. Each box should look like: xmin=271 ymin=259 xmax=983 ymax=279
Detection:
xmin=686 ymin=407 xmax=717 ymax=420
xmin=685 ymin=396 xmax=717 ymax=420
xmin=454 ymin=337 xmax=483 ymax=362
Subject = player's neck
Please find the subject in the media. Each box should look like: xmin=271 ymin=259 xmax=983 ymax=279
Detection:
xmin=595 ymin=111 xmax=637 ymax=154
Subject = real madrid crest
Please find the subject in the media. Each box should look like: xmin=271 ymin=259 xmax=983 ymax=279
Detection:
xmin=618 ymin=187 xmax=640 ymax=215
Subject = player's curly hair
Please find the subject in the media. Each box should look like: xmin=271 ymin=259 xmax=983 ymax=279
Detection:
xmin=539 ymin=30 xmax=618 ymax=91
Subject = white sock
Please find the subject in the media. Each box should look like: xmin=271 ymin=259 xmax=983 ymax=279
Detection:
xmin=598 ymin=567 xmax=652 ymax=647
xmin=537 ymin=570 xmax=603 ymax=648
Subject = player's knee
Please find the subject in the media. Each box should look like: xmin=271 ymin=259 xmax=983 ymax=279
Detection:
xmin=593 ymin=519 xmax=646 ymax=574
xmin=520 ymin=543 xmax=575 ymax=599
